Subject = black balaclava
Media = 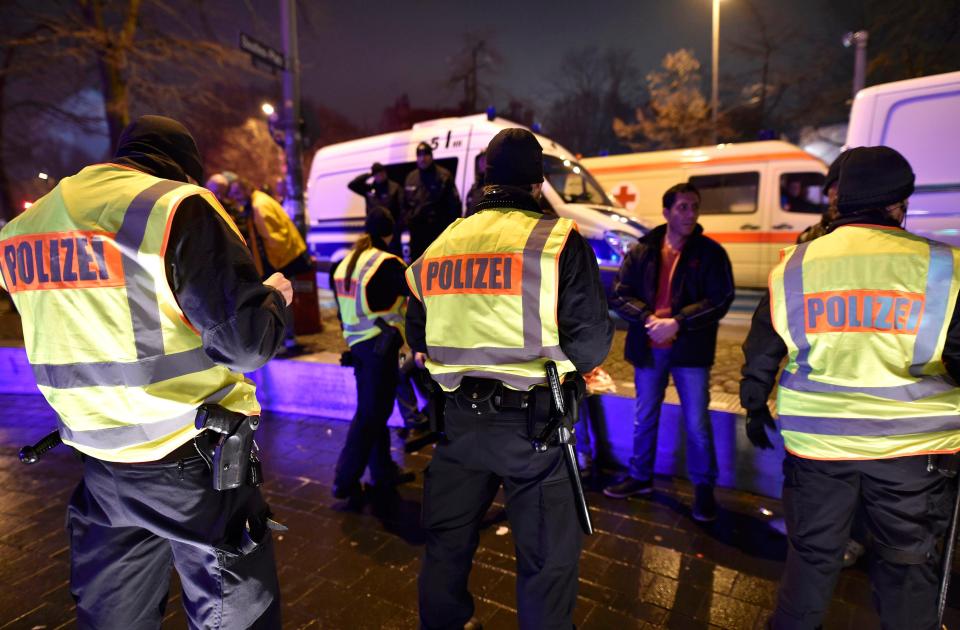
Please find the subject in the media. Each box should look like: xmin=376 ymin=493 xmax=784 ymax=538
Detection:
xmin=114 ymin=115 xmax=204 ymax=184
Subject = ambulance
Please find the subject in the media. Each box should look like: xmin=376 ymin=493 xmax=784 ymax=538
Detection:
xmin=581 ymin=141 xmax=828 ymax=288
xmin=845 ymin=70 xmax=960 ymax=248
xmin=304 ymin=114 xmax=647 ymax=289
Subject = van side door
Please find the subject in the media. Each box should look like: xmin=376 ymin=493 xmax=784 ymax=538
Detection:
xmin=686 ymin=169 xmax=763 ymax=287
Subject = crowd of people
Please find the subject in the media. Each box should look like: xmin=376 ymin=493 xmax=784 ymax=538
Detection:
xmin=0 ymin=112 xmax=957 ymax=630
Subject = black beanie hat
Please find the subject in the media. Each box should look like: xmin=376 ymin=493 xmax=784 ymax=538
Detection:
xmin=365 ymin=206 xmax=395 ymax=238
xmin=836 ymin=146 xmax=915 ymax=214
xmin=822 ymin=150 xmax=850 ymax=194
xmin=416 ymin=141 xmax=433 ymax=155
xmin=114 ymin=115 xmax=204 ymax=184
xmin=484 ymin=128 xmax=544 ymax=187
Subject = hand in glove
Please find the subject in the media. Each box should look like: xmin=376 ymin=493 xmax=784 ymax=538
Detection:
xmin=746 ymin=406 xmax=777 ymax=450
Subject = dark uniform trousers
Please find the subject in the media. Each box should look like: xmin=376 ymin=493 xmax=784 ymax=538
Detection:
xmin=773 ymin=453 xmax=954 ymax=630
xmin=334 ymin=334 xmax=402 ymax=491
xmin=67 ymin=454 xmax=281 ymax=630
xmin=419 ymin=403 xmax=582 ymax=630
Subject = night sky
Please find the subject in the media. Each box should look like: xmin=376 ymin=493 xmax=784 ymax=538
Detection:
xmin=235 ymin=0 xmax=836 ymax=127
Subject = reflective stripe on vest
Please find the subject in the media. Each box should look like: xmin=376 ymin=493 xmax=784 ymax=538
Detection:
xmin=0 ymin=164 xmax=260 ymax=462
xmin=407 ymin=210 xmax=576 ymax=391
xmin=333 ymin=247 xmax=405 ymax=347
xmin=769 ymin=225 xmax=960 ymax=459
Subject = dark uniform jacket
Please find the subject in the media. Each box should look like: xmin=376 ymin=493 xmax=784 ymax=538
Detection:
xmin=740 ymin=212 xmax=960 ymax=412
xmin=402 ymin=163 xmax=461 ymax=230
xmin=112 ymin=145 xmax=286 ymax=373
xmin=612 ymin=223 xmax=735 ymax=368
xmin=348 ymin=173 xmax=403 ymax=226
xmin=406 ymin=185 xmax=613 ymax=375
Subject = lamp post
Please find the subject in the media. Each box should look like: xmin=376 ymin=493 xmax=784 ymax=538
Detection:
xmin=711 ymin=0 xmax=721 ymax=144
xmin=843 ymin=30 xmax=869 ymax=100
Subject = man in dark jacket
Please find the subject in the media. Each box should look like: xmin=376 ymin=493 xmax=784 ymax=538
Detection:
xmin=603 ymin=183 xmax=735 ymax=522
xmin=347 ymin=162 xmax=404 ymax=256
xmin=403 ymin=142 xmax=461 ymax=261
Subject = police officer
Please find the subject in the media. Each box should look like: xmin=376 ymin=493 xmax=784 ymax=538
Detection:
xmin=0 ymin=116 xmax=290 ymax=628
xmin=740 ymin=146 xmax=960 ymax=629
xmin=331 ymin=207 xmax=411 ymax=506
xmin=348 ymin=162 xmax=404 ymax=256
xmin=403 ymin=141 xmax=461 ymax=262
xmin=406 ymin=128 xmax=613 ymax=629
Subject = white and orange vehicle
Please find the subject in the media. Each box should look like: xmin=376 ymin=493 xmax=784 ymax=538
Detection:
xmin=582 ymin=141 xmax=827 ymax=288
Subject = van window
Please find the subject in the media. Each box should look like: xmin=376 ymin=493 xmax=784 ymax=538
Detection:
xmin=779 ymin=172 xmax=827 ymax=214
xmin=544 ymin=156 xmax=613 ymax=206
xmin=382 ymin=158 xmax=459 ymax=187
xmin=687 ymin=172 xmax=759 ymax=214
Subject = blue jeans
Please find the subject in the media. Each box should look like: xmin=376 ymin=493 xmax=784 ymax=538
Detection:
xmin=630 ymin=348 xmax=718 ymax=486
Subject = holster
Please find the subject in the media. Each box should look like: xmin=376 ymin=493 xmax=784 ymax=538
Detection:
xmin=454 ymin=377 xmax=501 ymax=415
xmin=372 ymin=318 xmax=401 ymax=357
xmin=423 ymin=375 xmax=446 ymax=434
xmin=929 ymin=453 xmax=960 ymax=478
xmin=194 ymin=405 xmax=260 ymax=491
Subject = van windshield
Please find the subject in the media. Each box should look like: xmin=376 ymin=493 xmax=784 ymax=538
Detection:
xmin=543 ymin=155 xmax=612 ymax=206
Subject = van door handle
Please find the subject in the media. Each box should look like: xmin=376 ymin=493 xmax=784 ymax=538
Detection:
xmin=773 ymin=223 xmax=793 ymax=230
xmin=740 ymin=223 xmax=761 ymax=230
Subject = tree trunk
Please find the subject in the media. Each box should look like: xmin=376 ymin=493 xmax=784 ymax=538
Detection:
xmin=81 ymin=0 xmax=140 ymax=149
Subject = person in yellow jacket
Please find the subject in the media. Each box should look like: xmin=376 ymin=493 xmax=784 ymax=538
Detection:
xmin=228 ymin=178 xmax=313 ymax=355
xmin=406 ymin=129 xmax=613 ymax=629
xmin=225 ymin=178 xmax=307 ymax=276
xmin=331 ymin=207 xmax=412 ymax=507
xmin=0 ymin=116 xmax=292 ymax=629
xmin=740 ymin=146 xmax=960 ymax=630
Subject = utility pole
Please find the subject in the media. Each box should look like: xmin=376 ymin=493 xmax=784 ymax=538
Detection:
xmin=280 ymin=0 xmax=305 ymax=236
xmin=844 ymin=30 xmax=869 ymax=100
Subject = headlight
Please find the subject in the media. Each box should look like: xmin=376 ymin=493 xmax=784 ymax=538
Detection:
xmin=604 ymin=230 xmax=639 ymax=257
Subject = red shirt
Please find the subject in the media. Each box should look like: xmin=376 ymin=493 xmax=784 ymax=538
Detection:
xmin=650 ymin=239 xmax=682 ymax=349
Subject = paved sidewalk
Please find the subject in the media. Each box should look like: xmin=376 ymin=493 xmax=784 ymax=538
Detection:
xmin=1 ymin=393 xmax=958 ymax=629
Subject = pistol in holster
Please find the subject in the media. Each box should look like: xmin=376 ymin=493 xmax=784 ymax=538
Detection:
xmin=194 ymin=405 xmax=263 ymax=491
xmin=372 ymin=317 xmax=401 ymax=357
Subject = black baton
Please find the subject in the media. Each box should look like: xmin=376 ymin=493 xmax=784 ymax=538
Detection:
xmin=19 ymin=430 xmax=63 ymax=464
xmin=939 ymin=473 xmax=960 ymax=627
xmin=543 ymin=361 xmax=594 ymax=536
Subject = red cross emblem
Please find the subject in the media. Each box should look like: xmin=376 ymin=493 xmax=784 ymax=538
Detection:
xmin=613 ymin=184 xmax=636 ymax=208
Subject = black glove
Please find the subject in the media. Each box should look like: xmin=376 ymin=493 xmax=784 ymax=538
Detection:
xmin=746 ymin=406 xmax=776 ymax=450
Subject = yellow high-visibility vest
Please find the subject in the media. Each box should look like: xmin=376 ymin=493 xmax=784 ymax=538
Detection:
xmin=0 ymin=163 xmax=260 ymax=462
xmin=250 ymin=189 xmax=306 ymax=272
xmin=406 ymin=209 xmax=576 ymax=391
xmin=333 ymin=246 xmax=405 ymax=347
xmin=769 ymin=224 xmax=960 ymax=460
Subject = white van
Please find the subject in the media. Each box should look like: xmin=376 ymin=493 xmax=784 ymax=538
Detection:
xmin=305 ymin=114 xmax=647 ymax=289
xmin=845 ymin=70 xmax=960 ymax=247
xmin=581 ymin=141 xmax=827 ymax=288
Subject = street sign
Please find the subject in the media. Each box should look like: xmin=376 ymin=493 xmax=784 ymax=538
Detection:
xmin=239 ymin=32 xmax=285 ymax=71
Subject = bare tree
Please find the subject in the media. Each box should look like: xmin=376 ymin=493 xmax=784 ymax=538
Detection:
xmin=543 ymin=47 xmax=640 ymax=155
xmin=722 ymin=0 xmax=799 ymax=138
xmin=446 ymin=34 xmax=503 ymax=114
xmin=0 ymin=0 xmax=273 ymax=220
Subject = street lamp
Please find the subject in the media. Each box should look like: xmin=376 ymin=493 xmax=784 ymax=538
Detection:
xmin=711 ymin=0 xmax=722 ymax=144
xmin=261 ymin=102 xmax=275 ymax=116
xmin=38 ymin=172 xmax=48 ymax=181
